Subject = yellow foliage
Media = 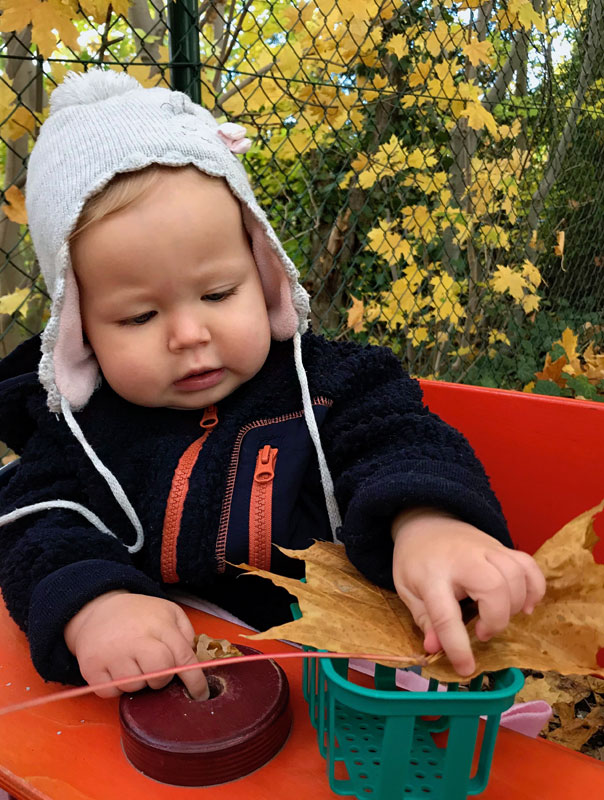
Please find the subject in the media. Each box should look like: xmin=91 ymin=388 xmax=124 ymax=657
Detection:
xmin=491 ymin=265 xmax=528 ymax=301
xmin=428 ymin=273 xmax=465 ymax=325
xmin=462 ymin=102 xmax=498 ymax=136
xmin=108 ymin=64 xmax=168 ymax=91
xmin=80 ymin=0 xmax=131 ymax=23
xmin=0 ymin=287 xmax=30 ymax=316
xmin=386 ymin=33 xmax=410 ymax=60
xmin=462 ymin=39 xmax=496 ymax=67
xmin=346 ymin=297 xmax=365 ymax=333
xmin=378 ymin=277 xmax=424 ymax=329
xmin=521 ymin=293 xmax=541 ymax=313
xmin=1 ymin=105 xmax=37 ymax=142
xmin=357 ymin=135 xmax=408 ymax=188
xmin=366 ymin=221 xmax=414 ymax=266
xmin=2 ymin=186 xmax=27 ymax=224
xmin=408 ymin=60 xmax=433 ymax=88
xmin=357 ymin=74 xmax=389 ymax=102
xmin=0 ymin=0 xmax=80 ymax=58
xmin=521 ymin=259 xmax=542 ymax=288
xmin=401 ymin=205 xmax=437 ymax=241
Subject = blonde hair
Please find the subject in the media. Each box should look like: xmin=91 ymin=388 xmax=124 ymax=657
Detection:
xmin=69 ymin=163 xmax=191 ymax=242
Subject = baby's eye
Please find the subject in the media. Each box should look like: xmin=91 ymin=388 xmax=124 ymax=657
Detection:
xmin=202 ymin=289 xmax=237 ymax=303
xmin=120 ymin=310 xmax=157 ymax=326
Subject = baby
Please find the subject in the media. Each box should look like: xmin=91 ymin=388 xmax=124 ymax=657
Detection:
xmin=0 ymin=70 xmax=544 ymax=702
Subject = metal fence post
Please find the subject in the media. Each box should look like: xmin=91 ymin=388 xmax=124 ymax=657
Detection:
xmin=168 ymin=0 xmax=200 ymax=104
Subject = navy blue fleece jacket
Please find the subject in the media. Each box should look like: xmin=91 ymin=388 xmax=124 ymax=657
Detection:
xmin=0 ymin=332 xmax=511 ymax=685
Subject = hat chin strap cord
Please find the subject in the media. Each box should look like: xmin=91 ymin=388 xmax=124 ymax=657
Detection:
xmin=60 ymin=394 xmax=145 ymax=553
xmin=293 ymin=331 xmax=343 ymax=543
xmin=0 ymin=342 xmax=340 ymax=555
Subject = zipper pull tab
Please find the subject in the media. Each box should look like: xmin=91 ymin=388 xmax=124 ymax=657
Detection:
xmin=200 ymin=404 xmax=218 ymax=430
xmin=253 ymin=445 xmax=277 ymax=483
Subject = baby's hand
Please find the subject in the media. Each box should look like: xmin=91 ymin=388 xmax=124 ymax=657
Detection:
xmin=64 ymin=591 xmax=209 ymax=700
xmin=391 ymin=509 xmax=546 ymax=676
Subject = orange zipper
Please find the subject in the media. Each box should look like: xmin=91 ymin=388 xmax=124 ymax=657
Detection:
xmin=248 ymin=445 xmax=278 ymax=570
xmin=215 ymin=397 xmax=333 ymax=572
xmin=160 ymin=405 xmax=218 ymax=583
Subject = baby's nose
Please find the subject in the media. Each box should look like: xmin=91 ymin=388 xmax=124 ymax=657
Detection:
xmin=168 ymin=312 xmax=211 ymax=350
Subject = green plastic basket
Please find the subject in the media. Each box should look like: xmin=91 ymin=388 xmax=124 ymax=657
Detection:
xmin=293 ymin=600 xmax=524 ymax=800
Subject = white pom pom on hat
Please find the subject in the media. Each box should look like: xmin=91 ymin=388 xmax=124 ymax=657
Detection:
xmin=49 ymin=69 xmax=143 ymax=114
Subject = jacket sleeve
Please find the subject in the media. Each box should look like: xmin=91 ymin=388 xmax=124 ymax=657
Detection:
xmin=0 ymin=430 xmax=168 ymax=686
xmin=316 ymin=340 xmax=512 ymax=590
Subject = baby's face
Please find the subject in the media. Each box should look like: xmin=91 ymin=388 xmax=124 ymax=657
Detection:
xmin=72 ymin=167 xmax=272 ymax=409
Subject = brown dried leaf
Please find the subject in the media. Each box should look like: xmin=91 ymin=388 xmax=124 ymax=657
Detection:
xmin=194 ymin=634 xmax=243 ymax=661
xmin=240 ymin=499 xmax=604 ymax=680
xmin=516 ymin=672 xmax=592 ymax=706
xmin=547 ymin=704 xmax=604 ymax=751
xmin=237 ymin=543 xmax=426 ymax=668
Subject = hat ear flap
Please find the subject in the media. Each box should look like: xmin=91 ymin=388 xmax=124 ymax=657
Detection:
xmin=51 ymin=266 xmax=99 ymax=410
xmin=241 ymin=205 xmax=301 ymax=341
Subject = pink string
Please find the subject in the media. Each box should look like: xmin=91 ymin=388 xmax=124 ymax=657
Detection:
xmin=0 ymin=650 xmax=425 ymax=717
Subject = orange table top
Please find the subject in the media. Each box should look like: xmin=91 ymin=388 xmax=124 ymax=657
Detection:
xmin=1 ymin=600 xmax=603 ymax=800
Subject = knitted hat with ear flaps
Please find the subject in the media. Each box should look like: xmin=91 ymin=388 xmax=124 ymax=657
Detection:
xmin=26 ymin=69 xmax=310 ymax=413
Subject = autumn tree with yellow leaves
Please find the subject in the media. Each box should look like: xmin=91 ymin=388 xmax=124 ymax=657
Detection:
xmin=0 ymin=0 xmax=602 ymax=395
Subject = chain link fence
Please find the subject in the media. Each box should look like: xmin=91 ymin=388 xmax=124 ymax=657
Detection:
xmin=1 ymin=0 xmax=603 ymax=405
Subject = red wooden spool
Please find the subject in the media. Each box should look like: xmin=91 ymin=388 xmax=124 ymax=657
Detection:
xmin=119 ymin=645 xmax=291 ymax=786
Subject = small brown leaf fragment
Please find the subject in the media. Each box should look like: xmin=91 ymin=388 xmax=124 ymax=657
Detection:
xmin=194 ymin=634 xmax=243 ymax=661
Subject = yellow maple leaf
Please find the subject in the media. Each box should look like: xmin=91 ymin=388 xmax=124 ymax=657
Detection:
xmin=517 ymin=1 xmax=547 ymax=32
xmin=463 ymin=102 xmax=498 ymax=135
xmin=410 ymin=326 xmax=429 ymax=346
xmin=462 ymin=39 xmax=496 ymax=67
xmin=491 ymin=265 xmax=528 ymax=301
xmin=366 ymin=221 xmax=414 ymax=266
xmin=2 ymin=185 xmax=27 ymax=224
xmin=406 ymin=147 xmax=438 ymax=170
xmin=521 ymin=258 xmax=542 ymax=288
xmin=386 ymin=33 xmax=409 ymax=60
xmin=346 ymin=297 xmax=365 ymax=333
xmin=521 ymin=293 xmax=540 ymax=314
xmin=408 ymin=60 xmax=433 ymax=88
xmin=422 ymin=20 xmax=452 ymax=57
xmin=401 ymin=205 xmax=437 ymax=240
xmin=1 ymin=106 xmax=37 ymax=142
xmin=0 ymin=287 xmax=30 ymax=316
xmin=560 ymin=328 xmax=579 ymax=363
xmin=554 ymin=230 xmax=565 ymax=257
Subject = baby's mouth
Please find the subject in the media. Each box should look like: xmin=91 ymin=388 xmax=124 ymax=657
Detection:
xmin=173 ymin=368 xmax=225 ymax=390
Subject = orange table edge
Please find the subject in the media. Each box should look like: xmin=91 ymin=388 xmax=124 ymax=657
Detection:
xmin=1 ymin=600 xmax=603 ymax=800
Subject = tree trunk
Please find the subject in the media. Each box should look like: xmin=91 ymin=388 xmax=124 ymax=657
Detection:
xmin=127 ymin=0 xmax=168 ymax=71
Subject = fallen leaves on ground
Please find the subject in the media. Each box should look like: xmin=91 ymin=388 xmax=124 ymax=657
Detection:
xmin=518 ymin=671 xmax=604 ymax=756
xmin=237 ymin=498 xmax=604 ymax=682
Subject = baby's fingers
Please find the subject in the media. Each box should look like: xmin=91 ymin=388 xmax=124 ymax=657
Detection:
xmin=110 ymin=657 xmax=149 ymax=694
xmin=509 ymin=550 xmax=546 ymax=613
xmin=419 ymin=584 xmax=475 ymax=677
xmin=161 ymin=629 xmax=209 ymax=701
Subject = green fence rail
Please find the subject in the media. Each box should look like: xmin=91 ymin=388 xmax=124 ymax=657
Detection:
xmin=1 ymin=0 xmax=603 ymax=408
